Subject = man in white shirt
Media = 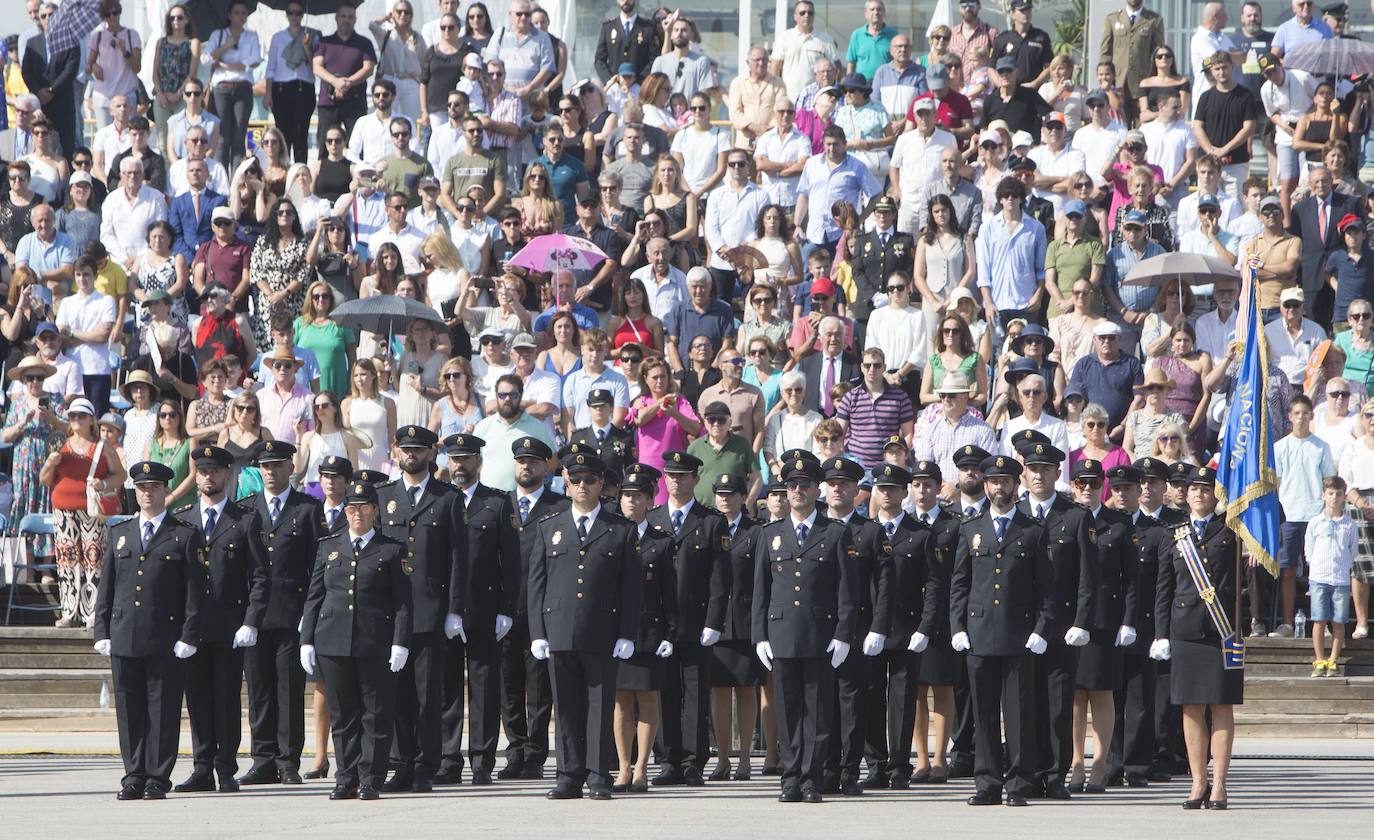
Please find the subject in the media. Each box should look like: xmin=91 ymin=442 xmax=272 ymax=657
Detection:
xmin=1070 ymin=91 xmax=1127 ymax=187
xmin=769 ymin=0 xmax=841 ymax=100
xmin=1027 ymin=112 xmax=1086 ymax=213
xmin=889 ymin=97 xmax=956 ymax=223
xmin=91 ymin=95 xmax=133 ymax=186
xmin=1176 ymin=154 xmax=1240 ymax=235
xmin=99 ymin=157 xmax=169 ymax=271
xmin=367 ymin=191 xmax=426 ymax=273
xmin=629 ymin=237 xmax=688 ymax=321
xmin=753 ymin=99 xmax=811 ymax=211
xmin=1177 ymin=193 xmax=1240 ymax=264
xmin=704 ymin=148 xmax=772 ymax=303
xmin=1195 ymin=274 xmax=1240 ymax=361
xmin=561 ymin=335 xmax=631 ymax=433
xmin=348 ymin=79 xmax=414 ymax=165
xmin=1140 ymin=91 xmax=1197 ymax=207
xmin=56 ymin=257 xmax=118 ymax=415
xmin=1258 ymin=51 xmax=1316 ymax=214
xmin=1189 ymin=2 xmax=1243 ymax=110
xmin=1265 ymin=287 xmax=1328 ymax=385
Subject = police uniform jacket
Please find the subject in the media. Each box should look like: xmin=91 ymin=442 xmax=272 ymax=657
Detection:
xmin=849 ymin=229 xmax=915 ymax=321
xmin=720 ymin=516 xmax=762 ymax=643
xmin=918 ymin=504 xmax=963 ymax=647
xmin=648 ymin=501 xmax=731 ymax=643
xmin=175 ymin=501 xmax=269 ymax=644
xmin=839 ymin=511 xmax=895 ymax=639
xmin=376 ymin=477 xmax=469 ymax=634
xmin=319 ymin=501 xmax=349 ymax=537
xmin=527 ymin=506 xmax=643 ymax=653
xmin=1088 ymin=506 xmax=1139 ymax=632
xmin=568 ymin=425 xmax=637 ymax=478
xmin=462 ymin=483 xmax=522 ymax=629
xmin=510 ymin=488 xmax=569 ymax=618
xmin=883 ymin=513 xmax=943 ymax=648
xmin=301 ymin=531 xmax=413 ymax=658
xmin=93 ymin=515 xmax=205 ymax=657
xmin=1017 ymin=493 xmax=1098 ymax=636
xmin=245 ymin=488 xmax=323 ymax=631
xmin=593 ymin=14 xmax=663 ymax=82
xmin=950 ymin=510 xmax=1055 ymax=658
xmin=1122 ymin=510 xmax=1167 ymax=654
xmin=1155 ymin=516 xmax=1238 ymax=643
xmin=751 ymin=513 xmax=859 ymax=659
xmin=633 ymin=521 xmax=680 ymax=653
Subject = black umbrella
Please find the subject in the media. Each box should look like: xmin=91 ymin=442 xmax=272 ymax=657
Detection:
xmin=257 ymin=0 xmax=362 ymax=14
xmin=181 ymin=0 xmax=358 ymax=35
xmin=1284 ymin=38 xmax=1374 ymax=76
xmin=331 ymin=295 xmax=445 ymax=335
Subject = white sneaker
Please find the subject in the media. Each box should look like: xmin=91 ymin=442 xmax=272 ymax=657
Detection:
xmin=1354 ymin=625 xmax=1370 ymax=640
xmin=1268 ymin=624 xmax=1294 ymax=638
xmin=1249 ymin=621 xmax=1269 ymax=637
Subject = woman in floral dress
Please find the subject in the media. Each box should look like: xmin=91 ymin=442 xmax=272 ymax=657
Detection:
xmin=1 ymin=356 xmax=64 ymax=557
xmin=248 ymin=198 xmax=308 ymax=350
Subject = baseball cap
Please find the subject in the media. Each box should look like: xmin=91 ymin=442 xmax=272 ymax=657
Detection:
xmin=1257 ymin=52 xmax=1279 ymax=73
xmin=69 ymin=170 xmax=93 ymax=187
xmin=617 ymin=62 xmax=636 ymax=76
xmin=1063 ymin=199 xmax=1087 ymax=218
xmin=810 ymin=277 xmax=839 ymax=299
xmin=979 ymin=130 xmax=1004 ymax=147
xmin=34 ymin=321 xmax=58 ymax=337
xmin=1338 ymin=213 xmax=1364 ymax=233
xmin=995 ymin=55 xmax=1018 ymax=72
xmin=1280 ymin=287 xmax=1305 ymax=305
xmin=912 ymin=95 xmax=936 ymax=112
xmin=1197 ymin=193 xmax=1221 ymax=210
xmin=418 ymin=175 xmax=440 ymax=190
xmin=1122 ymin=208 xmax=1148 ymax=226
xmin=211 ymin=206 xmax=234 ymax=223
xmin=1260 ymin=195 xmax=1283 ymax=212
xmin=1011 ymin=130 xmax=1034 ymax=149
xmin=1092 ymin=321 xmax=1123 ymax=337
xmin=1045 ymin=111 xmax=1066 ymax=127
xmin=511 ymin=332 xmax=538 ymax=349
xmin=1084 ymin=90 xmax=1108 ymax=107
xmin=1124 ymin=129 xmax=1147 ymax=146
xmin=927 ymin=65 xmax=948 ymax=90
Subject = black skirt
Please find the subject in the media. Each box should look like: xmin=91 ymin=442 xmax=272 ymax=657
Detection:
xmin=615 ymin=652 xmax=663 ymax=692
xmin=1075 ymin=630 xmax=1123 ymax=691
xmin=710 ymin=640 xmax=765 ymax=687
xmin=1170 ymin=638 xmax=1244 ymax=705
xmin=917 ymin=639 xmax=959 ymax=687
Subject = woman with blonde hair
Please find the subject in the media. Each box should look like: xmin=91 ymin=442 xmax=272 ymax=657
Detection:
xmin=397 ymin=318 xmax=444 ymax=427
xmin=294 ymin=280 xmax=357 ymax=397
xmin=636 ymin=72 xmax=677 ymax=133
xmin=296 ymin=390 xmax=368 ymax=498
xmin=255 ymin=124 xmax=291 ymax=199
xmin=1124 ymin=368 xmax=1187 ymax=461
xmin=514 ymin=162 xmax=563 ymax=237
xmin=1150 ymin=418 xmax=1197 ymax=466
xmin=217 ymin=391 xmax=273 ymax=499
xmin=343 ymin=358 xmax=398 ymax=473
xmin=1038 ymin=53 xmax=1086 ymax=131
xmin=429 ymin=356 xmax=482 ymax=440
xmin=644 ymin=155 xmax=698 ymax=247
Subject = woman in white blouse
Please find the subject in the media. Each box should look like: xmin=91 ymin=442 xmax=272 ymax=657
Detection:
xmin=203 ymin=0 xmax=262 ymax=167
xmin=762 ymin=370 xmax=823 ymax=479
xmin=85 ymin=0 xmax=143 ymax=130
xmin=370 ymin=1 xmax=427 ymax=121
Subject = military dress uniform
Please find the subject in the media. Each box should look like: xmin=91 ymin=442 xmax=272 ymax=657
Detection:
xmin=93 ymin=462 xmax=206 ymax=799
xmin=501 ymin=436 xmax=565 ymax=777
xmin=568 ymin=421 xmax=637 ymax=480
xmin=848 ymin=215 xmax=916 ymax=325
xmin=593 ymin=12 xmax=663 ymax=82
xmin=1140 ymin=458 xmax=1190 ymax=774
xmin=1098 ymin=6 xmax=1165 ymax=116
xmin=240 ymin=441 xmax=323 ymax=783
xmin=374 ymin=426 xmax=468 ymax=791
xmin=1074 ymin=461 xmax=1139 ymax=695
xmin=300 ymin=482 xmax=413 ymax=800
xmin=175 ymin=447 xmax=270 ymax=790
xmin=440 ymin=434 xmax=521 ymax=783
xmin=752 ymin=458 xmax=858 ymax=801
xmin=318 ymin=456 xmax=354 ymax=538
xmin=618 ymin=465 xmax=680 ymax=692
xmin=944 ymin=445 xmax=992 ymax=777
xmin=648 ymin=451 xmax=731 ymax=785
xmin=711 ymin=486 xmax=766 ymax=691
xmin=950 ymin=455 xmax=1055 ymax=805
xmin=527 ymin=452 xmax=643 ymax=797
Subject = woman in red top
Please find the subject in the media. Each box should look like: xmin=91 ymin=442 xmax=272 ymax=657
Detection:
xmin=40 ymin=398 xmax=127 ymax=628
xmin=607 ymin=277 xmax=663 ymax=353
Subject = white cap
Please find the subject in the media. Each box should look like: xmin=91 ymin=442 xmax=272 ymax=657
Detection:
xmin=68 ymin=398 xmax=97 ymax=416
xmin=1092 ymin=321 xmax=1123 ymax=337
xmin=69 ymin=170 xmax=93 ymax=187
xmin=1011 ymin=130 xmax=1034 ymax=148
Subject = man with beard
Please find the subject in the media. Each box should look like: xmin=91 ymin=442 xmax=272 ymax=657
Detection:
xmin=375 ymin=426 xmax=468 ymax=793
xmin=475 ymin=375 xmax=557 ymax=493
xmin=437 ymin=434 xmax=520 ymax=785
xmin=945 ymin=444 xmax=990 ymax=779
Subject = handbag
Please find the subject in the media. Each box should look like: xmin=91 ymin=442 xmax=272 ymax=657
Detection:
xmin=85 ymin=441 xmax=122 ymax=518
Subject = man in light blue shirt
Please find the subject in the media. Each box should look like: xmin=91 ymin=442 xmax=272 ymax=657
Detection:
xmin=1270 ymin=0 xmax=1333 ymax=57
xmin=974 ymin=175 xmax=1046 ymax=329
xmin=1272 ymin=394 xmax=1336 ymax=636
xmin=560 ymin=330 xmax=630 ymax=433
xmin=14 ymin=205 xmax=75 ymax=290
xmin=1102 ymin=208 xmax=1168 ymax=331
xmin=794 ymin=125 xmax=882 ymax=247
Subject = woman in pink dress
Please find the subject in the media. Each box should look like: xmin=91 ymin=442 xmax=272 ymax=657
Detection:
xmin=630 ymin=357 xmax=703 ymax=504
xmin=1069 ymin=402 xmax=1132 ymax=503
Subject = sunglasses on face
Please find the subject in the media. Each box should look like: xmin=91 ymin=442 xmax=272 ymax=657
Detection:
xmin=1084 ymin=420 xmax=1107 ymax=429
xmin=862 ymin=362 xmax=884 ymax=370
xmin=234 ymin=404 xmax=258 ymax=413
xmin=815 ymin=435 xmax=840 ymax=444
xmin=23 ymin=374 xmax=44 ymax=383
xmin=1350 ymin=312 xmax=1372 ymax=321
xmin=1327 ymin=391 xmax=1351 ymax=398
xmin=620 ymin=355 xmax=641 ymax=364
xmin=496 ymin=391 xmax=521 ymax=400
xmin=159 ymin=411 xmax=180 ymax=419
xmin=706 ymin=416 xmax=729 ymax=425
xmin=1019 ymin=388 xmax=1044 ymax=397
xmin=785 ymin=479 xmax=815 ymax=490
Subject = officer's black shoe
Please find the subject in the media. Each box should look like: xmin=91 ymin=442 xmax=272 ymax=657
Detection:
xmin=840 ymin=772 xmax=864 ymax=796
xmin=760 ymin=765 xmax=783 ymax=776
xmin=1105 ymin=773 xmax=1125 ymax=787
xmin=778 ymin=786 xmax=803 ymax=803
xmin=967 ymin=789 xmax=1001 ymax=806
xmin=819 ymin=773 xmax=841 ymax=794
xmin=946 ymin=757 xmax=975 ymax=778
xmin=381 ymin=772 xmax=414 ymax=793
xmin=802 ymin=789 xmax=824 ymax=804
xmin=860 ymin=770 xmax=889 ymax=790
xmin=433 ymin=767 xmax=464 ymax=785
xmin=651 ymin=769 xmax=685 ymax=786
xmin=1148 ymin=769 xmax=1174 ymax=783
xmin=218 ymin=779 xmax=240 ymax=793
xmin=683 ymin=768 xmax=705 ymax=787
xmin=281 ymin=768 xmax=303 ymax=785
xmin=546 ymin=785 xmax=583 ymax=800
xmin=1045 ymin=781 xmax=1073 ymax=800
xmin=470 ymin=769 xmax=493 ymax=786
xmin=236 ymin=767 xmax=279 ymax=785
xmin=1005 ymin=793 xmax=1029 ymax=807
xmin=496 ymin=763 xmax=522 ymax=780
xmin=410 ymin=776 xmax=434 ymax=793
xmin=888 ymin=772 xmax=911 ymax=790
xmin=519 ymin=765 xmax=545 ymax=780
xmin=116 ymin=785 xmax=144 ymax=801
xmin=143 ymin=787 xmax=167 ymax=800
xmin=357 ymin=787 xmax=380 ymax=801
xmin=329 ymin=784 xmax=358 ymax=800
xmin=588 ymin=787 xmax=613 ymax=800
xmin=1126 ymin=774 xmax=1150 ymax=788
xmin=174 ymin=773 xmax=214 ymax=793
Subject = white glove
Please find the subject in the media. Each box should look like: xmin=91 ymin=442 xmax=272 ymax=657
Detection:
xmin=1115 ymin=625 xmax=1138 ymax=648
xmin=951 ymin=631 xmax=970 ymax=652
xmin=388 ymin=645 xmax=409 ymax=672
xmin=907 ymin=631 xmax=929 ymax=653
xmin=1149 ymin=639 xmax=1171 ymax=661
xmin=495 ymin=614 xmax=513 ymax=641
xmin=862 ymin=631 xmax=886 ymax=656
xmin=530 ymin=638 xmax=551 ymax=660
xmin=444 ymin=613 xmax=466 ymax=642
xmin=1064 ymin=626 xmax=1090 ymax=647
xmin=612 ymin=638 xmax=635 ymax=659
xmin=232 ymin=625 xmax=258 ymax=649
xmin=655 ymin=640 xmax=674 ymax=658
xmin=755 ymin=640 xmax=774 ymax=671
xmin=93 ymin=639 xmax=112 ymax=657
xmin=299 ymin=644 xmax=316 ymax=675
xmin=1025 ymin=633 xmax=1048 ymax=655
xmin=699 ymin=627 xmax=721 ymax=646
xmin=173 ymin=641 xmax=197 ymax=659
xmin=827 ymin=638 xmax=850 ymax=669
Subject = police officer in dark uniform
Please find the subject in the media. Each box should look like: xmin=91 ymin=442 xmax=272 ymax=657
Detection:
xmin=848 ymin=196 xmax=915 ymax=329
xmin=528 ymin=450 xmax=643 ymax=800
xmin=354 ymin=469 xmax=391 ymax=486
xmin=174 ymin=446 xmax=269 ymax=794
xmin=1137 ymin=456 xmax=1188 ymax=777
xmin=318 ymin=456 xmax=353 ymax=537
xmin=299 ymin=481 xmax=413 ymax=801
xmin=648 ymin=450 xmax=731 ymax=787
xmin=946 ymin=444 xmax=991 ymax=778
xmin=93 ymin=461 xmax=205 ymax=800
xmin=239 ymin=441 xmax=322 ymax=786
xmin=862 ymin=463 xmax=942 ymax=789
xmin=991 ymin=0 xmax=1054 ymax=86
xmin=951 ymin=455 xmax=1054 ymax=807
xmin=753 ymin=456 xmax=858 ymax=803
xmin=568 ymin=388 xmax=636 ymax=477
xmin=501 ymin=436 xmax=565 ymax=779
xmin=1011 ymin=156 xmax=1056 ymax=231
xmin=375 ymin=425 xmax=468 ymax=793
xmin=593 ymin=0 xmax=663 ymax=82
xmin=821 ymin=456 xmax=894 ymax=796
xmin=439 ymin=432 xmax=520 ymax=786
xmin=1012 ymin=433 xmax=1096 ymax=800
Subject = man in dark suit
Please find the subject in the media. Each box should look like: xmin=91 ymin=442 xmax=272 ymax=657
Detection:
xmin=375 ymin=425 xmax=468 ymax=793
xmin=1289 ymin=164 xmax=1363 ymax=323
xmin=1137 ymin=456 xmax=1188 ymax=776
xmin=950 ymin=455 xmax=1054 ymax=807
xmin=168 ymin=158 xmax=226 ymax=262
xmin=798 ymin=321 xmax=859 ymax=417
xmin=647 ymin=451 xmax=731 ymax=786
xmin=44 ymin=41 xmax=82 ymax=163
xmin=93 ymin=461 xmax=205 ymax=800
xmin=174 ymin=446 xmax=269 ymax=794
xmin=752 ymin=455 xmax=858 ymax=803
xmin=593 ymin=0 xmax=663 ymax=82
xmin=438 ymin=433 xmax=520 ymax=786
xmin=528 ymin=450 xmax=642 ymax=800
xmin=21 ymin=30 xmax=51 ymax=106
xmin=500 ymin=436 xmax=565 ymax=779
xmin=239 ymin=441 xmax=322 ymax=786
xmin=943 ymin=447 xmax=989 ymax=779
xmin=847 ymin=196 xmax=915 ymax=330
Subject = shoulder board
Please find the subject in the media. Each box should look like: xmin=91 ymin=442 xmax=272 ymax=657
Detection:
xmin=537 ymin=510 xmax=562 ymax=523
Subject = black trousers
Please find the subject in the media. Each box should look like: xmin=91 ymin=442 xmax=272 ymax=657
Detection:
xmin=81 ymin=375 xmax=111 ymax=419
xmin=1034 ymin=642 xmax=1078 ymax=787
xmin=1106 ymin=652 xmax=1155 ymax=780
xmin=209 ymin=81 xmax=252 ymax=168
xmin=316 ymin=97 xmax=367 ymax=156
xmin=863 ymin=647 xmax=920 ymax=778
xmin=772 ymin=656 xmax=835 ymax=792
xmin=1152 ymin=660 xmax=1186 ymax=770
xmin=319 ymin=654 xmax=396 ymax=790
xmin=949 ymin=651 xmax=976 ymax=765
xmin=243 ymin=627 xmax=305 ymax=773
xmin=183 ymin=641 xmax=245 ymax=777
xmin=269 ymin=80 xmax=316 ymax=164
xmin=440 ymin=629 xmax=501 ymax=774
xmin=967 ymin=651 xmax=1037 ymax=797
xmin=111 ymin=654 xmax=184 ymax=792
xmin=498 ymin=615 xmax=552 ymax=768
xmin=825 ymin=647 xmax=871 ymax=776
xmin=391 ymin=630 xmax=444 ymax=779
xmin=548 ymin=651 xmax=618 ymax=790
xmin=656 ymin=641 xmax=710 ymax=772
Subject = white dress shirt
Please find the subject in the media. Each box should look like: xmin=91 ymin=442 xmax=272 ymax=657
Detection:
xmin=99 ymin=185 xmax=169 ymax=264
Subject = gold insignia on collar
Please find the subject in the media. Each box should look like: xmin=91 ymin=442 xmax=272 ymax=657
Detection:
xmin=552 ymin=530 xmax=563 ymax=545
xmin=387 ymin=500 xmax=397 ymax=514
